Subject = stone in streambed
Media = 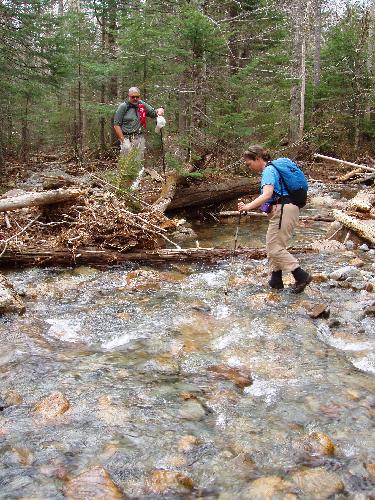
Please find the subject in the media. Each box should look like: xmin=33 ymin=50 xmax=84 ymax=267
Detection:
xmin=208 ymin=364 xmax=253 ymax=389
xmin=177 ymin=435 xmax=200 ymax=452
xmin=244 ymin=476 xmax=293 ymax=499
xmin=64 ymin=466 xmax=124 ymax=499
xmin=0 ymin=274 xmax=25 ymax=315
xmin=291 ymin=468 xmax=344 ymax=499
xmin=295 ymin=432 xmax=335 ymax=457
xmin=3 ymin=390 xmax=23 ymax=407
xmin=179 ymin=399 xmax=206 ymax=421
xmin=33 ymin=392 xmax=70 ymax=420
xmin=302 ymin=301 xmax=330 ymax=319
xmin=367 ymin=463 xmax=375 ymax=479
xmin=329 ymin=266 xmax=360 ymax=281
xmin=146 ymin=469 xmax=194 ymax=494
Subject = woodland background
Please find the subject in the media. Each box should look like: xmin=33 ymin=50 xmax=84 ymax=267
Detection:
xmin=1 ymin=0 xmax=374 ymax=168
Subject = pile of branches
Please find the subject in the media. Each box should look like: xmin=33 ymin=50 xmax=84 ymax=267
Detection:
xmin=0 ymin=190 xmax=177 ymax=256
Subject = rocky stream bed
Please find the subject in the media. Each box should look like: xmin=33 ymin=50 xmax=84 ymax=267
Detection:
xmin=0 ymin=185 xmax=375 ymax=499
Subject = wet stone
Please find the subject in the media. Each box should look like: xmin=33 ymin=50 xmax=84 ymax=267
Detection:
xmin=329 ymin=266 xmax=360 ymax=281
xmin=244 ymin=476 xmax=293 ymax=499
xmin=33 ymin=392 xmax=70 ymax=420
xmin=179 ymin=399 xmax=206 ymax=421
xmin=146 ymin=469 xmax=194 ymax=494
xmin=302 ymin=301 xmax=330 ymax=319
xmin=64 ymin=466 xmax=124 ymax=499
xmin=0 ymin=274 xmax=25 ymax=315
xmin=295 ymin=432 xmax=335 ymax=457
xmin=3 ymin=390 xmax=23 ymax=407
xmin=208 ymin=364 xmax=253 ymax=389
xmin=177 ymin=435 xmax=200 ymax=452
xmin=291 ymin=468 xmax=344 ymax=499
xmin=367 ymin=463 xmax=375 ymax=479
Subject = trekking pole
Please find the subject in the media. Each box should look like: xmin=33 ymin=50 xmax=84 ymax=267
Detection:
xmin=224 ymin=200 xmax=244 ymax=296
xmin=160 ymin=127 xmax=167 ymax=183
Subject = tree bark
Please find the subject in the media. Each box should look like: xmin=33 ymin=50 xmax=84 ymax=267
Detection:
xmin=289 ymin=0 xmax=307 ymax=144
xmin=0 ymin=246 xmax=316 ymax=269
xmin=365 ymin=0 xmax=375 ymax=119
xmin=333 ymin=209 xmax=375 ymax=245
xmin=0 ymin=189 xmax=83 ymax=212
xmin=167 ymin=178 xmax=259 ymax=210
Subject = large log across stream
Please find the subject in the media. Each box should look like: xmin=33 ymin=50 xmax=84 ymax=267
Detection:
xmin=0 ymin=246 xmax=316 ymax=268
xmin=167 ymin=178 xmax=259 ymax=211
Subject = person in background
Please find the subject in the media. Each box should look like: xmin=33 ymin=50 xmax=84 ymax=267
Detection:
xmin=113 ymin=87 xmax=165 ymax=188
xmin=238 ymin=145 xmax=312 ymax=293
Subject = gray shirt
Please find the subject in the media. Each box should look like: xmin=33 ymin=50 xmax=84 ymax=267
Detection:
xmin=113 ymin=100 xmax=157 ymax=134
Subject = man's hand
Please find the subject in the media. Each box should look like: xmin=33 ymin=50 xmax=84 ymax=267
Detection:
xmin=156 ymin=107 xmax=165 ymax=116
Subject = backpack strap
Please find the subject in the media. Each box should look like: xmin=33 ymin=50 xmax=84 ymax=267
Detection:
xmin=269 ymin=161 xmax=289 ymax=230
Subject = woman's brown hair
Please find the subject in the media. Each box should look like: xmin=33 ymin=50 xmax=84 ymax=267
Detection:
xmin=244 ymin=145 xmax=271 ymax=162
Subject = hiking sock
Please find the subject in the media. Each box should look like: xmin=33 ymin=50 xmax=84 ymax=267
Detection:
xmin=268 ymin=270 xmax=284 ymax=290
xmin=291 ymin=267 xmax=312 ymax=293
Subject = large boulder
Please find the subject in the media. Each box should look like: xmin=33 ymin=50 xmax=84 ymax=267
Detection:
xmin=0 ymin=274 xmax=25 ymax=315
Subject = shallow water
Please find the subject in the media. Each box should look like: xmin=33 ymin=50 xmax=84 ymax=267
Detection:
xmin=1 ymin=214 xmax=375 ymax=498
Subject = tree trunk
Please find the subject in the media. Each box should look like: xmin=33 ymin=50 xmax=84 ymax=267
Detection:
xmin=365 ymin=0 xmax=375 ymax=119
xmin=21 ymin=95 xmax=30 ymax=163
xmin=168 ymin=178 xmax=259 ymax=210
xmin=0 ymin=188 xmax=83 ymax=212
xmin=313 ymin=0 xmax=322 ymax=88
xmin=0 ymin=246 xmax=315 ymax=269
xmin=289 ymin=0 xmax=307 ymax=144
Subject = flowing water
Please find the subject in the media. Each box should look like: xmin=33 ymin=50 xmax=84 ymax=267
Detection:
xmin=0 ymin=213 xmax=375 ymax=498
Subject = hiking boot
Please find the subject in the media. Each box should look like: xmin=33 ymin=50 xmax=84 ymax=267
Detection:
xmin=269 ymin=270 xmax=284 ymax=290
xmin=291 ymin=267 xmax=312 ymax=293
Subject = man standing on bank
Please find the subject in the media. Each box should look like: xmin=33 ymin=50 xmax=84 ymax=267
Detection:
xmin=113 ymin=87 xmax=165 ymax=186
xmin=238 ymin=145 xmax=312 ymax=293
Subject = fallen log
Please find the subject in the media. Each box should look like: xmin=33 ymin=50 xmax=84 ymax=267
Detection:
xmin=333 ymin=210 xmax=375 ymax=245
xmin=0 ymin=246 xmax=316 ymax=268
xmin=219 ymin=211 xmax=334 ymax=222
xmin=314 ymin=154 xmax=375 ymax=174
xmin=0 ymin=188 xmax=83 ymax=212
xmin=168 ymin=178 xmax=259 ymax=211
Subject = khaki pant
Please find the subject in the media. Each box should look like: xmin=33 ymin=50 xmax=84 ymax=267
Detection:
xmin=120 ymin=134 xmax=146 ymax=161
xmin=266 ymin=203 xmax=300 ymax=272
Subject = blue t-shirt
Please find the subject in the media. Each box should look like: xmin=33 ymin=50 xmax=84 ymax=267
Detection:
xmin=261 ymin=161 xmax=289 ymax=202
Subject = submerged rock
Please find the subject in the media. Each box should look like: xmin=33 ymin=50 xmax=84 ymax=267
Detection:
xmin=3 ymin=390 xmax=23 ymax=407
xmin=0 ymin=274 xmax=25 ymax=315
xmin=33 ymin=392 xmax=70 ymax=420
xmin=296 ymin=432 xmax=336 ymax=457
xmin=208 ymin=364 xmax=253 ymax=389
xmin=367 ymin=463 xmax=375 ymax=479
xmin=291 ymin=468 xmax=344 ymax=498
xmin=146 ymin=469 xmax=194 ymax=494
xmin=179 ymin=399 xmax=206 ymax=421
xmin=177 ymin=435 xmax=200 ymax=452
xmin=245 ymin=476 xmax=293 ymax=499
xmin=64 ymin=466 xmax=124 ymax=499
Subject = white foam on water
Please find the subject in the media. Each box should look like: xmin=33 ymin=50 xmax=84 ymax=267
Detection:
xmin=213 ymin=327 xmax=244 ymax=350
xmin=45 ymin=318 xmax=82 ymax=342
xmin=245 ymin=377 xmax=300 ymax=405
xmin=186 ymin=270 xmax=226 ymax=289
xmin=213 ymin=303 xmax=230 ymax=319
xmin=351 ymin=354 xmax=375 ymax=374
xmin=317 ymin=324 xmax=375 ymax=352
xmin=102 ymin=332 xmax=137 ymax=349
